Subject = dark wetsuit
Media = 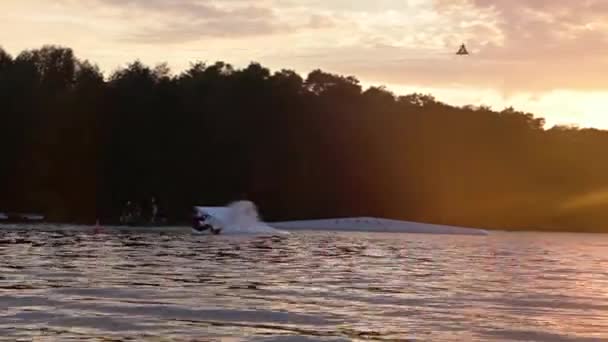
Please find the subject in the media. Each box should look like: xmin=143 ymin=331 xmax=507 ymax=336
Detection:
xmin=192 ymin=217 xmax=209 ymax=231
xmin=192 ymin=216 xmax=221 ymax=234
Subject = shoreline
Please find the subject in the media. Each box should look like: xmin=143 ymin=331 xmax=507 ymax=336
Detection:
xmin=1 ymin=222 xmax=606 ymax=235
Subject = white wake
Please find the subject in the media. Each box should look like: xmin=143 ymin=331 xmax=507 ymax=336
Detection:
xmin=194 ymin=201 xmax=286 ymax=235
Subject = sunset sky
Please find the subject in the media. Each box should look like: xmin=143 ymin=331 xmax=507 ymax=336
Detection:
xmin=1 ymin=0 xmax=607 ymax=128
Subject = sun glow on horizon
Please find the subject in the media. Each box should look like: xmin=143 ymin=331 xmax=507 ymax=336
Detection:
xmin=377 ymin=83 xmax=608 ymax=130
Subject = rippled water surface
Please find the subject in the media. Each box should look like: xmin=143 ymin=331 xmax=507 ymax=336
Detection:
xmin=1 ymin=227 xmax=608 ymax=341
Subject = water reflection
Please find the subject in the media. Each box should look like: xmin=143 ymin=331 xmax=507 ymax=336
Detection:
xmin=0 ymin=227 xmax=607 ymax=341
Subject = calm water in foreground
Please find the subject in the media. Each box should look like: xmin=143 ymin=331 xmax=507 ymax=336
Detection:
xmin=1 ymin=227 xmax=607 ymax=341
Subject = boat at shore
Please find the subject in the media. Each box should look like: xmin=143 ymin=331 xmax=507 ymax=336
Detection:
xmin=0 ymin=212 xmax=45 ymax=224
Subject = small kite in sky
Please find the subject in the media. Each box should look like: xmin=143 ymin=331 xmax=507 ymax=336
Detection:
xmin=456 ymin=43 xmax=469 ymax=55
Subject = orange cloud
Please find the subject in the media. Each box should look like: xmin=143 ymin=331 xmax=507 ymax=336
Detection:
xmin=427 ymin=0 xmax=608 ymax=91
xmin=82 ymin=0 xmax=334 ymax=43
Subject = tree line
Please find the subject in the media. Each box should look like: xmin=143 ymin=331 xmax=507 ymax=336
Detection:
xmin=1 ymin=45 xmax=607 ymax=232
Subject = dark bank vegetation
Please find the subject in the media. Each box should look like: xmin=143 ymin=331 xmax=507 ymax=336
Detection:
xmin=1 ymin=45 xmax=608 ymax=232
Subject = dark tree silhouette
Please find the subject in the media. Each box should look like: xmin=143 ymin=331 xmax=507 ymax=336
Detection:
xmin=2 ymin=45 xmax=608 ymax=232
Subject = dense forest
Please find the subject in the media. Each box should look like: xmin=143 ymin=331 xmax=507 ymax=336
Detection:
xmin=2 ymin=45 xmax=608 ymax=232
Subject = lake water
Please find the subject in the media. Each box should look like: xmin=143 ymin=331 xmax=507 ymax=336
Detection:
xmin=1 ymin=227 xmax=607 ymax=341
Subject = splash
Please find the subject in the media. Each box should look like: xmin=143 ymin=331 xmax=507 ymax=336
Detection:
xmin=194 ymin=201 xmax=285 ymax=235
